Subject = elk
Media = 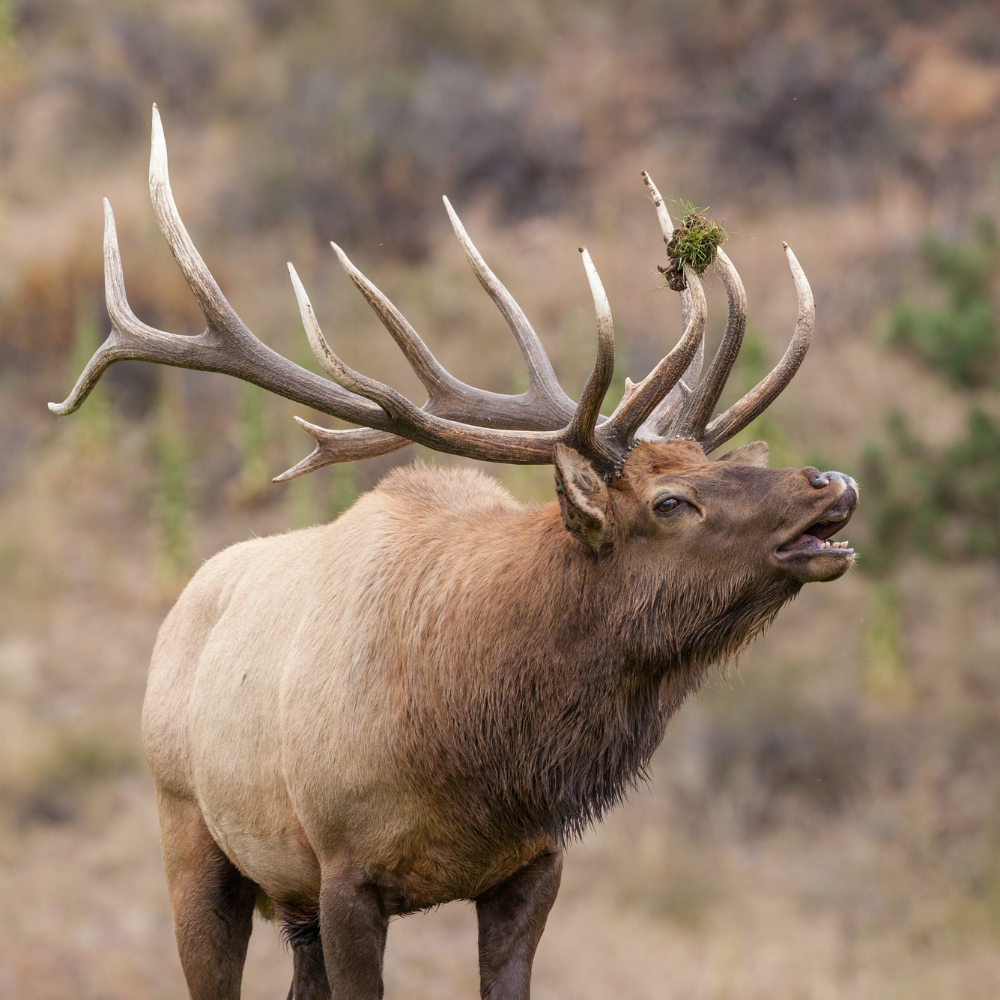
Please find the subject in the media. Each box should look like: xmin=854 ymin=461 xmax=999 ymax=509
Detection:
xmin=53 ymin=107 xmax=858 ymax=1000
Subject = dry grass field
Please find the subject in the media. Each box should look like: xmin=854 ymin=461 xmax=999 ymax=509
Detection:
xmin=2 ymin=2 xmax=1000 ymax=997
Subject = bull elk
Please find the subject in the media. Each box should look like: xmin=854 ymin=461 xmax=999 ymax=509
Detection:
xmin=52 ymin=107 xmax=858 ymax=999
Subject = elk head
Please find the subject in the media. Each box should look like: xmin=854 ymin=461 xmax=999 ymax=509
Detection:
xmin=51 ymin=106 xmax=856 ymax=594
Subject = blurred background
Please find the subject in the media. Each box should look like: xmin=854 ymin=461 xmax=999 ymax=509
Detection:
xmin=1 ymin=0 xmax=1000 ymax=997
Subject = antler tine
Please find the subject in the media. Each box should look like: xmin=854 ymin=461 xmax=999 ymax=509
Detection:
xmin=624 ymin=170 xmax=706 ymax=439
xmin=563 ymin=248 xmax=616 ymax=462
xmin=700 ymin=243 xmax=815 ymax=454
xmin=273 ymin=419 xmax=409 ymax=483
xmin=633 ymin=336 xmax=703 ymax=440
xmin=601 ymin=264 xmax=706 ymax=446
xmin=666 ymin=248 xmax=747 ymax=440
xmin=289 ymin=263 xmax=427 ymax=421
xmin=50 ymin=200 xmax=149 ymax=414
xmin=643 ymin=170 xmax=674 ymax=241
xmin=149 ymin=104 xmax=246 ymax=336
xmin=641 ymin=172 xmax=706 ymax=383
xmin=442 ymin=197 xmax=574 ymax=421
xmin=328 ymin=240 xmax=467 ymax=403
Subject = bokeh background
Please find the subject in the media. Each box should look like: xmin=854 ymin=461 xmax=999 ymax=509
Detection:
xmin=2 ymin=1 xmax=1000 ymax=997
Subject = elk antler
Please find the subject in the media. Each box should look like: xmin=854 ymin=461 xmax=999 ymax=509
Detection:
xmin=51 ymin=106 xmax=814 ymax=482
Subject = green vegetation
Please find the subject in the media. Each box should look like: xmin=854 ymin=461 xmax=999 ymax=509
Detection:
xmin=659 ymin=201 xmax=728 ymax=291
xmin=234 ymin=381 xmax=271 ymax=504
xmin=329 ymin=463 xmax=358 ymax=518
xmin=862 ymin=219 xmax=1000 ymax=572
xmin=69 ymin=312 xmax=111 ymax=449
xmin=154 ymin=371 xmax=192 ymax=583
xmin=890 ymin=217 xmax=999 ymax=386
xmin=863 ymin=581 xmax=911 ymax=704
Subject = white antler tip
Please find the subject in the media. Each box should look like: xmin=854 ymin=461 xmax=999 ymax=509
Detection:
xmin=149 ymin=105 xmax=168 ymax=187
xmin=287 ymin=263 xmax=309 ymax=304
xmin=330 ymin=241 xmax=359 ymax=278
xmin=442 ymin=196 xmax=466 ymax=237
xmin=293 ymin=415 xmax=326 ymax=438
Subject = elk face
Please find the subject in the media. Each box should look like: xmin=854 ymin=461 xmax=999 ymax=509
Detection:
xmin=554 ymin=438 xmax=858 ymax=586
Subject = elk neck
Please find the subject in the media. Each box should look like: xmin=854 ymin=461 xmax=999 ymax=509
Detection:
xmin=370 ymin=465 xmax=800 ymax=848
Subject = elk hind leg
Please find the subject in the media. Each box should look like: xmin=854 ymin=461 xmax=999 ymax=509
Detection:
xmin=285 ymin=939 xmax=330 ymax=1000
xmin=279 ymin=913 xmax=330 ymax=1000
xmin=157 ymin=790 xmax=257 ymax=1000
xmin=476 ymin=850 xmax=563 ymax=999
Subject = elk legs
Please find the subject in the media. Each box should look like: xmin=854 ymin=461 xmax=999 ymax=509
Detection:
xmin=287 ymin=939 xmax=331 ymax=1000
xmin=318 ymin=867 xmax=390 ymax=1000
xmin=156 ymin=791 xmax=257 ymax=1000
xmin=475 ymin=850 xmax=563 ymax=999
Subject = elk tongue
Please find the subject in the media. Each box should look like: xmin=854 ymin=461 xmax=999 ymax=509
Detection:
xmin=779 ymin=533 xmax=817 ymax=552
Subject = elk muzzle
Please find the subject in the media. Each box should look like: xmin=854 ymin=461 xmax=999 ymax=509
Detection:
xmin=775 ymin=469 xmax=859 ymax=583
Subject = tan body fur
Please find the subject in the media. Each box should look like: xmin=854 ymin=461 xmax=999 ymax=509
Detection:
xmin=146 ymin=466 xmax=564 ymax=917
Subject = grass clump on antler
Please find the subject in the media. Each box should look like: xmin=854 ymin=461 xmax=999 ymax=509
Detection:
xmin=659 ymin=201 xmax=728 ymax=291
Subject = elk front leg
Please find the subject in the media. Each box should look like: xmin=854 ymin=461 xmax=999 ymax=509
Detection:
xmin=475 ymin=850 xmax=563 ymax=999
xmin=157 ymin=790 xmax=257 ymax=1000
xmin=318 ymin=867 xmax=389 ymax=999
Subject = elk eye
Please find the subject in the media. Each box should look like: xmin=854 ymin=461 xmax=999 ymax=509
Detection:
xmin=655 ymin=497 xmax=685 ymax=515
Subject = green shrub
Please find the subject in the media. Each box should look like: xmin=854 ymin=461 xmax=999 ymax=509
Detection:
xmin=861 ymin=407 xmax=1000 ymax=570
xmin=862 ymin=214 xmax=1000 ymax=571
xmin=890 ymin=217 xmax=999 ymax=387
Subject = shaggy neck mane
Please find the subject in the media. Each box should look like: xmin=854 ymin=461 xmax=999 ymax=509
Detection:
xmin=399 ymin=497 xmax=801 ymax=850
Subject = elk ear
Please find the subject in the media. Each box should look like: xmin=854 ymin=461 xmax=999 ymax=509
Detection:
xmin=553 ymin=444 xmax=612 ymax=550
xmin=715 ymin=441 xmax=769 ymax=467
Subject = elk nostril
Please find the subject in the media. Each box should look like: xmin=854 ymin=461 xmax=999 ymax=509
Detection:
xmin=807 ymin=472 xmax=831 ymax=489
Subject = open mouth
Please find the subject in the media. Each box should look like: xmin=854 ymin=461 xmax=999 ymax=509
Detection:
xmin=776 ymin=510 xmax=855 ymax=560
